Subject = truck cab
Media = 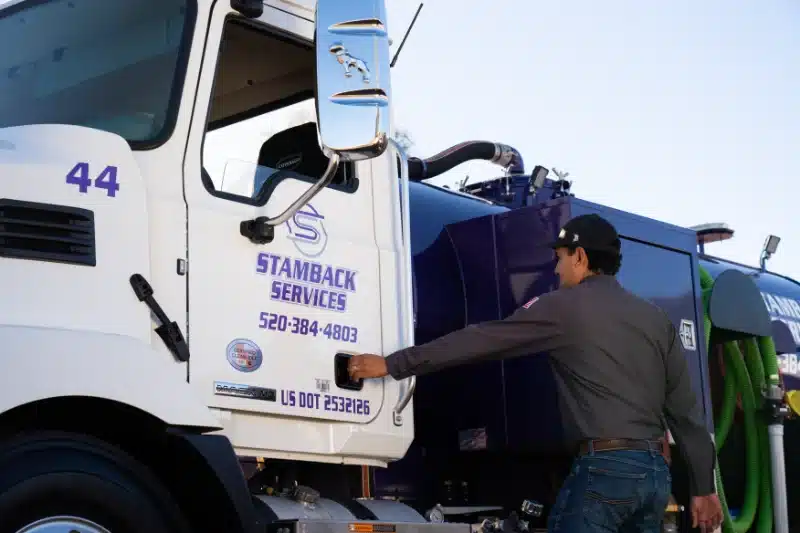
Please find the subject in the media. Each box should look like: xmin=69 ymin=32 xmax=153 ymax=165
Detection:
xmin=0 ymin=0 xmax=424 ymax=531
xmin=0 ymin=0 xmax=414 ymax=459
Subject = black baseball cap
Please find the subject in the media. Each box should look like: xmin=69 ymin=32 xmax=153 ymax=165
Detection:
xmin=548 ymin=214 xmax=621 ymax=254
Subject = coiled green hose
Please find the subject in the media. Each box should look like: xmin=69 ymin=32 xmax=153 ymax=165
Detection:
xmin=742 ymin=338 xmax=772 ymax=533
xmin=698 ymin=266 xmax=779 ymax=533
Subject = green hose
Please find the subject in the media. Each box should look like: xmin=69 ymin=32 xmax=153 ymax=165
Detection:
xmin=699 ymin=270 xmax=737 ymax=532
xmin=722 ymin=342 xmax=760 ymax=532
xmin=742 ymin=338 xmax=774 ymax=533
xmin=698 ymin=265 xmax=780 ymax=533
xmin=715 ymin=363 xmax=736 ymax=449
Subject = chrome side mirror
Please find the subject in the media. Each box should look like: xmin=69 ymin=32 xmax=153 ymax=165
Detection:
xmin=255 ymin=1 xmax=392 ymax=227
xmin=315 ymin=0 xmax=392 ymax=161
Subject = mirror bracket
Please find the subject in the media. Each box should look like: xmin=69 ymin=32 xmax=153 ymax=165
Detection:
xmin=240 ymin=217 xmax=275 ymax=245
xmin=260 ymin=153 xmax=341 ymax=227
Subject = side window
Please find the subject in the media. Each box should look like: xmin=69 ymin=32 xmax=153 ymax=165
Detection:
xmin=201 ymin=19 xmax=356 ymax=205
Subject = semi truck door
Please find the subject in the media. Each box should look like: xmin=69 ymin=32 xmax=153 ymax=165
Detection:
xmin=180 ymin=4 xmax=385 ymax=425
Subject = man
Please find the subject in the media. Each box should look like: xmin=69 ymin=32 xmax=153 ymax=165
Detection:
xmin=348 ymin=213 xmax=723 ymax=532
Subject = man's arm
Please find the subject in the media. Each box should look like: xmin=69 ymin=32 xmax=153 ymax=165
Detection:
xmin=662 ymin=321 xmax=717 ymax=496
xmin=385 ymin=292 xmax=571 ymax=380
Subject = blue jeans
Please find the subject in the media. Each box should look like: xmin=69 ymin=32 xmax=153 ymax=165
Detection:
xmin=547 ymin=448 xmax=672 ymax=532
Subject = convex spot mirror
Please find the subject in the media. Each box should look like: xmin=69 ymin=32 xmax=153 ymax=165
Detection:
xmin=315 ymin=0 xmax=392 ymax=162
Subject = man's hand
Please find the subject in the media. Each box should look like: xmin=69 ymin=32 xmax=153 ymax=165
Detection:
xmin=348 ymin=354 xmax=389 ymax=380
xmin=691 ymin=494 xmax=723 ymax=532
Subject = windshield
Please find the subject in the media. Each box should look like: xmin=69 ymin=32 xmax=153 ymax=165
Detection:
xmin=0 ymin=0 xmax=193 ymax=146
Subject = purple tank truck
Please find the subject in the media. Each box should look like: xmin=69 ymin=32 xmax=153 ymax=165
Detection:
xmin=368 ymin=141 xmax=799 ymax=533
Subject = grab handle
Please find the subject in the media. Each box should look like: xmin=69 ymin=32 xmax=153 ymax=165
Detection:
xmin=390 ymin=137 xmax=416 ymax=426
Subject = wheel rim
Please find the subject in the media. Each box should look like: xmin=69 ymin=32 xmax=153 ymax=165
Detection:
xmin=15 ymin=516 xmax=112 ymax=533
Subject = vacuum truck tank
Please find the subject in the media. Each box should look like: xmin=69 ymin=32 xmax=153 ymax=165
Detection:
xmin=372 ymin=147 xmax=709 ymax=529
xmin=373 ymin=146 xmax=797 ymax=531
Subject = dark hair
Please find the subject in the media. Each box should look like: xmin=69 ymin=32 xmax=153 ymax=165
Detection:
xmin=566 ymin=245 xmax=623 ymax=275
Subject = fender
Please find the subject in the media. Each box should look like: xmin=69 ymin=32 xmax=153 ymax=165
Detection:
xmin=0 ymin=325 xmax=222 ymax=430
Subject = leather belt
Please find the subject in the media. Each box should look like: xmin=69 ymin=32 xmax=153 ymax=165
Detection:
xmin=578 ymin=438 xmax=670 ymax=464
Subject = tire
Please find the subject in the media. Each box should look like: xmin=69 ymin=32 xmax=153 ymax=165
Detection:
xmin=0 ymin=431 xmax=191 ymax=533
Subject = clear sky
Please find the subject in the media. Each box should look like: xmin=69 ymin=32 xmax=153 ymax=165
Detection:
xmin=2 ymin=0 xmax=796 ymax=277
xmin=386 ymin=0 xmax=799 ymax=278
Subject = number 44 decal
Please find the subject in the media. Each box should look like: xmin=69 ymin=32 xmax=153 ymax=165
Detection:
xmin=66 ymin=162 xmax=120 ymax=198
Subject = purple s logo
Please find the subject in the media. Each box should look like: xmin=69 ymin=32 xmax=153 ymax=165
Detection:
xmin=285 ymin=203 xmax=328 ymax=258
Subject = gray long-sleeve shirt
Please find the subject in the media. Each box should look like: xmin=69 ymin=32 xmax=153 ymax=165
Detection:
xmin=385 ymin=274 xmax=716 ymax=496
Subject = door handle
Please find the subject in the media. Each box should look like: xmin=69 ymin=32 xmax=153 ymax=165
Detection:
xmin=334 ymin=352 xmax=364 ymax=391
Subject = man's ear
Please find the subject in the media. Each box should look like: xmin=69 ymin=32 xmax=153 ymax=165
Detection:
xmin=575 ymin=246 xmax=588 ymax=266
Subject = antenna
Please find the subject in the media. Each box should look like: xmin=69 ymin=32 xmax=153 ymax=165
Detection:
xmin=390 ymin=3 xmax=424 ymax=68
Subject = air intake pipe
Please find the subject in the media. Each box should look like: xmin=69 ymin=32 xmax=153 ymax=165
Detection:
xmin=407 ymin=141 xmax=525 ymax=181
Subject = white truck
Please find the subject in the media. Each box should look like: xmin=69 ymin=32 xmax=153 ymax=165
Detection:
xmin=0 ymin=0 xmax=431 ymax=531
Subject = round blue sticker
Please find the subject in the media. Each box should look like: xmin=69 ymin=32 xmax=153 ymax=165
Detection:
xmin=226 ymin=339 xmax=262 ymax=372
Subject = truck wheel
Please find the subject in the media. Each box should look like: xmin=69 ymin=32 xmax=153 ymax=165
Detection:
xmin=0 ymin=431 xmax=191 ymax=533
